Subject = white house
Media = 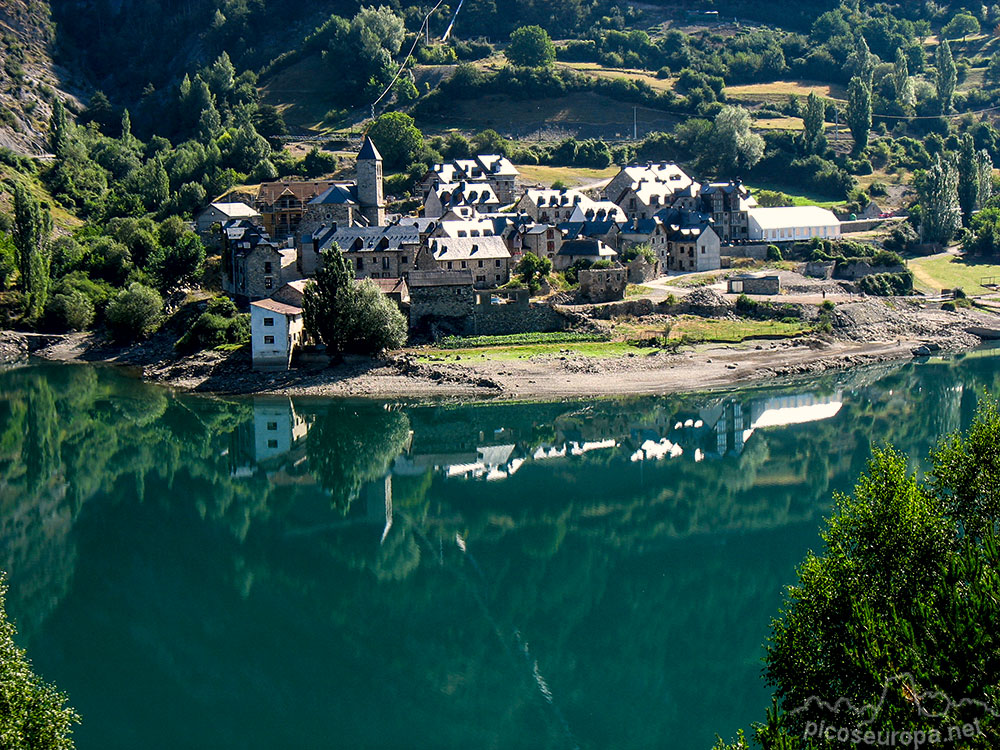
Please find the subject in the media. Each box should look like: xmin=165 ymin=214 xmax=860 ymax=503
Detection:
xmin=747 ymin=206 xmax=841 ymax=243
xmin=250 ymin=298 xmax=305 ymax=370
xmin=196 ymin=202 xmax=261 ymax=233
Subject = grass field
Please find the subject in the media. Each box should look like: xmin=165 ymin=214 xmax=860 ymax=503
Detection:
xmin=416 ymin=341 xmax=657 ymax=362
xmin=908 ymin=254 xmax=1000 ymax=296
xmin=557 ymin=62 xmax=675 ymax=92
xmin=726 ymin=80 xmax=848 ymax=102
xmin=744 ymin=183 xmax=844 ymax=209
xmin=669 ymin=317 xmax=811 ymax=341
xmin=516 ymin=164 xmax=619 ymax=187
xmin=753 ymin=116 xmax=805 ymax=131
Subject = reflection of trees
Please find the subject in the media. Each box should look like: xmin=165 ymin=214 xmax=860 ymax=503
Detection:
xmin=306 ymin=406 xmax=411 ymax=514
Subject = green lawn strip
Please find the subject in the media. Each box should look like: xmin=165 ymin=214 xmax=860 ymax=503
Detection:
xmin=907 ymin=255 xmax=1000 ymax=297
xmin=437 ymin=331 xmax=610 ymax=349
xmin=418 ymin=341 xmax=656 ymax=362
xmin=743 ymin=183 xmax=843 ymax=209
xmin=670 ymin=317 xmax=811 ymax=342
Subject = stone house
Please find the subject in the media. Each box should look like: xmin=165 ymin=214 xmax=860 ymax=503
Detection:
xmin=567 ymin=201 xmax=625 ymax=223
xmin=602 ymin=162 xmax=697 ymax=204
xmin=303 ymin=224 xmax=421 ymax=279
xmin=371 ymin=277 xmax=410 ymax=307
xmin=430 ymin=211 xmax=498 ymax=239
xmin=420 ymin=155 xmax=519 ymax=205
xmin=423 ymin=182 xmax=501 ymax=218
xmin=250 ymin=297 xmax=305 ymax=370
xmin=662 ymin=218 xmax=721 ymax=273
xmin=517 ymin=224 xmax=563 ymax=263
xmin=554 ymin=238 xmax=617 ymax=271
xmin=727 ymin=274 xmax=781 ymax=295
xmin=419 ymin=236 xmax=511 ymax=287
xmin=558 ymin=219 xmax=621 ymax=250
xmin=223 ymin=222 xmax=300 ymax=303
xmin=516 ymin=188 xmax=588 ymax=223
xmin=196 ymin=202 xmax=260 ymax=234
xmin=256 ymin=180 xmax=337 ymax=238
xmin=699 ymin=181 xmax=755 ymax=243
xmin=408 ymin=269 xmax=476 ymax=335
xmin=579 ymin=266 xmax=627 ymax=302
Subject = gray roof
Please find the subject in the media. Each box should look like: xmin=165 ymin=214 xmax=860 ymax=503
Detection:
xmin=408 ymin=270 xmax=474 ymax=288
xmin=309 ymin=184 xmax=358 ymax=205
xmin=317 ymin=224 xmax=420 ymax=253
xmin=358 ymin=136 xmax=382 ymax=161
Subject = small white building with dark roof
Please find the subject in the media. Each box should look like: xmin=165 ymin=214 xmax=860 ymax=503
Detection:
xmin=250 ymin=297 xmax=305 ymax=371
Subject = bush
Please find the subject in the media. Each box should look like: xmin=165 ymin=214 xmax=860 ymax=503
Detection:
xmin=942 ymin=300 xmax=957 ymax=311
xmin=766 ymin=245 xmax=783 ymax=261
xmin=105 ymin=283 xmax=163 ymax=342
xmin=43 ymin=290 xmax=95 ymax=331
xmin=857 ymin=270 xmax=914 ymax=296
xmin=882 ymin=222 xmax=919 ymax=254
xmin=175 ymin=296 xmax=249 ymax=352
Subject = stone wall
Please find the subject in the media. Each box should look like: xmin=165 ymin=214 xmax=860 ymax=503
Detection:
xmin=579 ymin=267 xmax=627 ymax=302
xmin=627 ymin=255 xmax=659 ymax=283
xmin=834 ymin=261 xmax=904 ymax=281
xmin=473 ymin=302 xmax=569 ymax=336
xmin=409 ymin=285 xmax=476 ymax=335
xmin=805 ymin=261 xmax=835 ymax=279
xmin=721 ymin=244 xmax=768 ymax=260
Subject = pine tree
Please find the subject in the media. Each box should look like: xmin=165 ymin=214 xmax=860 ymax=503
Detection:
xmin=918 ymin=154 xmax=961 ymax=245
xmin=936 ymin=40 xmax=957 ymax=114
xmin=846 ymin=76 xmax=872 ymax=154
xmin=12 ymin=182 xmax=52 ymax=321
xmin=303 ymin=246 xmax=356 ymax=362
xmin=802 ymin=92 xmax=827 ymax=154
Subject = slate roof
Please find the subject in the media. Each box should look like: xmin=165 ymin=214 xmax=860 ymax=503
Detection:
xmin=252 ymin=298 xmax=302 ymax=315
xmin=308 ymin=184 xmax=359 ymax=205
xmin=358 ymin=136 xmax=382 ymax=161
xmin=557 ymin=239 xmax=617 ymax=258
xmin=316 ymin=225 xmax=420 ymax=253
xmin=428 ymin=236 xmax=511 ymax=261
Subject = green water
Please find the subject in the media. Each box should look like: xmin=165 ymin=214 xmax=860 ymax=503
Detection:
xmin=2 ymin=351 xmax=1000 ymax=750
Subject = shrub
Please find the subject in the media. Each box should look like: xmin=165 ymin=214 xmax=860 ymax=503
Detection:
xmin=175 ymin=296 xmax=249 ymax=352
xmin=766 ymin=245 xmax=783 ymax=261
xmin=43 ymin=290 xmax=95 ymax=331
xmin=857 ymin=270 xmax=914 ymax=296
xmin=105 ymin=283 xmax=163 ymax=342
xmin=942 ymin=300 xmax=957 ymax=311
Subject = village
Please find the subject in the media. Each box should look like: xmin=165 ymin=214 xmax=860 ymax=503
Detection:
xmin=198 ymin=136 xmax=882 ymax=372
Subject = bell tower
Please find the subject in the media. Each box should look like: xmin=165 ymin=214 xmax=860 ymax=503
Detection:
xmin=356 ymin=135 xmax=386 ymax=226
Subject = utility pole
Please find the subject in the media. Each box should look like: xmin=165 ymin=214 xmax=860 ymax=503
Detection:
xmin=633 ymin=107 xmax=638 ymax=140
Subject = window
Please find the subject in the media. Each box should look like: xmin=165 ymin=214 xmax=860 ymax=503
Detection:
xmin=382 ymin=257 xmax=390 ymax=269
xmin=264 ymin=317 xmax=274 ymax=327
xmin=401 ymin=256 xmax=408 ymax=264
xmin=701 ymin=247 xmax=705 ymax=254
xmin=447 ymin=261 xmax=453 ymax=270
xmin=264 ymin=277 xmax=273 ymax=289
xmin=267 ymin=421 xmax=278 ymax=430
xmin=267 ymin=439 xmax=278 ymax=449
xmin=476 ymin=275 xmax=486 ymax=283
xmin=461 ymin=261 xmax=467 ymax=268
xmin=264 ymin=335 xmax=275 ymax=345
xmin=356 ymin=258 xmax=363 ymax=271
xmin=264 ymin=261 xmax=272 ymax=273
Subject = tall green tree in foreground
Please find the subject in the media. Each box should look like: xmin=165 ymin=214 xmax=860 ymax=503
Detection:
xmin=846 ymin=76 xmax=872 ymax=154
xmin=303 ymin=247 xmax=406 ymax=362
xmin=11 ymin=182 xmax=52 ymax=321
xmin=715 ymin=398 xmax=1000 ymax=748
xmin=0 ymin=572 xmax=80 ymax=748
xmin=917 ymin=154 xmax=961 ymax=245
xmin=936 ymin=39 xmax=957 ymax=114
xmin=505 ymin=25 xmax=556 ymax=68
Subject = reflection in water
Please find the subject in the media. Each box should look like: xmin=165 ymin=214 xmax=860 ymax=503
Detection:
xmin=1 ymin=350 xmax=998 ymax=750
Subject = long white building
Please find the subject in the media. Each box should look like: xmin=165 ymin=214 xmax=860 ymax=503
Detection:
xmin=747 ymin=206 xmax=841 ymax=242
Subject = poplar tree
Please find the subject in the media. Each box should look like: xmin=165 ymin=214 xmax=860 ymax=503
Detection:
xmin=917 ymin=154 xmax=961 ymax=245
xmin=936 ymin=39 xmax=957 ymax=113
xmin=48 ymin=97 xmax=68 ymax=155
xmin=802 ymin=92 xmax=827 ymax=154
xmin=958 ymin=134 xmax=980 ymax=226
xmin=11 ymin=182 xmax=52 ymax=321
xmin=893 ymin=47 xmax=915 ymax=109
xmin=846 ymin=76 xmax=872 ymax=154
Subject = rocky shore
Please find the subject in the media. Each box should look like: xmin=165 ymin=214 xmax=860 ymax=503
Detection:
xmin=8 ymin=296 xmax=1000 ymax=402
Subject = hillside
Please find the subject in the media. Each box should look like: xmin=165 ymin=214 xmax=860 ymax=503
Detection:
xmin=0 ymin=0 xmax=80 ymax=155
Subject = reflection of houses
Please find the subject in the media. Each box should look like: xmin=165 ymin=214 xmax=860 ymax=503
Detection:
xmin=229 ymin=397 xmax=314 ymax=478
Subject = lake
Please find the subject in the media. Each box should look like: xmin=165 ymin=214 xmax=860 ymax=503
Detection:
xmin=2 ymin=350 xmax=999 ymax=750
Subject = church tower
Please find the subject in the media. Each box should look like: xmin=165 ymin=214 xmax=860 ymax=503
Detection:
xmin=356 ymin=135 xmax=386 ymax=226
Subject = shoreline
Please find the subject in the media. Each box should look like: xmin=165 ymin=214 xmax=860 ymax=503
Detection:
xmin=10 ymin=318 xmax=997 ymax=404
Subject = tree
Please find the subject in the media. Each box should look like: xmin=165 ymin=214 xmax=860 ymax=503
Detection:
xmin=44 ymin=289 xmax=95 ymax=332
xmin=801 ymin=92 xmax=827 ymax=155
xmin=958 ymin=133 xmax=985 ymax=226
xmin=942 ymin=12 xmax=980 ymax=41
xmin=0 ymin=573 xmax=79 ymax=748
xmin=759 ymin=398 xmax=1000 ymax=744
xmin=11 ymin=182 xmax=52 ymax=321
xmin=516 ymin=251 xmax=551 ymax=291
xmin=367 ymin=112 xmax=424 ymax=170
xmin=936 ymin=39 xmax=957 ymax=114
xmin=711 ymin=106 xmax=764 ymax=174
xmin=846 ymin=76 xmax=872 ymax=154
xmin=104 ymin=283 xmax=163 ymax=342
xmin=893 ymin=47 xmax=915 ymax=110
xmin=303 ymin=247 xmax=407 ymax=361
xmin=505 ymin=25 xmax=556 ymax=68
xmin=48 ymin=97 xmax=68 ymax=155
xmin=149 ymin=232 xmax=206 ymax=293
xmin=845 ymin=34 xmax=875 ymax=83
xmin=917 ymin=154 xmax=961 ymax=245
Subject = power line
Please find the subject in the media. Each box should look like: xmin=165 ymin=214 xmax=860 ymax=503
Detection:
xmin=370 ymin=0 xmax=447 ymax=117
